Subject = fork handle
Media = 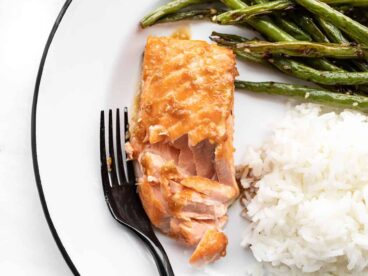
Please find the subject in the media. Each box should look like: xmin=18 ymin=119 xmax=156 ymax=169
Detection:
xmin=137 ymin=232 xmax=175 ymax=276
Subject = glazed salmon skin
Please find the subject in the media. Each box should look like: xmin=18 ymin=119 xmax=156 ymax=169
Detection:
xmin=127 ymin=36 xmax=239 ymax=265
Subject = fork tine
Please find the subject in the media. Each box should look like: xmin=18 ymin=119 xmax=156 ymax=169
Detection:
xmin=124 ymin=107 xmax=135 ymax=184
xmin=108 ymin=109 xmax=120 ymax=187
xmin=100 ymin=111 xmax=111 ymax=196
xmin=124 ymin=107 xmax=129 ymax=143
xmin=115 ymin=108 xmax=127 ymax=185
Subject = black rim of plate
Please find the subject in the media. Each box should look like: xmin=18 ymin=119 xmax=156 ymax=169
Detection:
xmin=31 ymin=0 xmax=79 ymax=275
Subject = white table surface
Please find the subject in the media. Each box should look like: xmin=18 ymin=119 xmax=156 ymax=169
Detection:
xmin=0 ymin=0 xmax=71 ymax=274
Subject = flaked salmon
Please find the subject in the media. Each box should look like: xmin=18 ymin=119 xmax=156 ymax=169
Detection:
xmin=127 ymin=36 xmax=239 ymax=265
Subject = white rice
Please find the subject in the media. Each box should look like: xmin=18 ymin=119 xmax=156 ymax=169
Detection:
xmin=240 ymin=103 xmax=368 ymax=275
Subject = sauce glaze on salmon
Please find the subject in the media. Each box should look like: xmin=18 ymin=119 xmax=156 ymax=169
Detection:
xmin=127 ymin=36 xmax=239 ymax=265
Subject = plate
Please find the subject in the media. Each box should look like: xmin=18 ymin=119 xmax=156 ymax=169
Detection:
xmin=33 ymin=0 xmax=301 ymax=275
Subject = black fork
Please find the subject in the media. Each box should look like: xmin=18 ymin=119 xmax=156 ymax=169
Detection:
xmin=100 ymin=108 xmax=174 ymax=276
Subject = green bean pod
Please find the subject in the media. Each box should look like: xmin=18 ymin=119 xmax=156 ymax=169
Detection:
xmin=221 ymin=0 xmax=342 ymax=71
xmin=221 ymin=0 xmax=295 ymax=41
xmin=291 ymin=14 xmax=330 ymax=43
xmin=315 ymin=17 xmax=349 ymax=43
xmin=157 ymin=8 xmax=226 ymax=23
xmin=295 ymin=0 xmax=368 ymax=45
xmin=273 ymin=16 xmax=312 ymax=41
xmin=214 ymin=1 xmax=294 ymax=24
xmin=236 ymin=41 xmax=368 ymax=59
xmin=271 ymin=59 xmax=368 ymax=85
xmin=140 ymin=0 xmax=210 ymax=28
xmin=235 ymin=80 xmax=368 ymax=112
xmin=321 ymin=0 xmax=368 ymax=7
xmin=211 ymin=31 xmax=343 ymax=72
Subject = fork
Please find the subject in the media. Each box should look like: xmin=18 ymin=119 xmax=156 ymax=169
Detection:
xmin=100 ymin=108 xmax=174 ymax=276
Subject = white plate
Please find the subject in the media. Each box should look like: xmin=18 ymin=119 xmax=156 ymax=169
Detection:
xmin=33 ymin=0 xmax=302 ymax=275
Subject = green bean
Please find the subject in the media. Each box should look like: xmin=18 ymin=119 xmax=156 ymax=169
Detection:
xmin=314 ymin=17 xmax=368 ymax=73
xmin=212 ymin=32 xmax=358 ymax=87
xmin=290 ymin=14 xmax=346 ymax=71
xmin=291 ymin=13 xmax=330 ymax=43
xmin=223 ymin=0 xmax=343 ymax=71
xmin=295 ymin=0 xmax=368 ymax=45
xmin=221 ymin=0 xmax=295 ymax=41
xmin=140 ymin=0 xmax=210 ymax=28
xmin=252 ymin=0 xmax=344 ymax=71
xmin=273 ymin=16 xmax=312 ymax=41
xmin=236 ymin=41 xmax=368 ymax=59
xmin=321 ymin=0 xmax=368 ymax=7
xmin=253 ymin=0 xmax=344 ymax=71
xmin=252 ymin=0 xmax=342 ymax=71
xmin=234 ymin=49 xmax=267 ymax=64
xmin=211 ymin=31 xmax=342 ymax=71
xmin=235 ymin=80 xmax=368 ymax=112
xmin=304 ymin=58 xmax=344 ymax=71
xmin=252 ymin=0 xmax=312 ymax=41
xmin=315 ymin=17 xmax=349 ymax=43
xmin=214 ymin=1 xmax=294 ymax=24
xmin=270 ymin=58 xmax=368 ymax=85
xmin=209 ymin=33 xmax=266 ymax=63
xmin=157 ymin=8 xmax=226 ymax=23
xmin=210 ymin=31 xmax=250 ymax=43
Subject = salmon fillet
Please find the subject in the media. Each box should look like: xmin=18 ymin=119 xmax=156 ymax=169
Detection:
xmin=127 ymin=36 xmax=239 ymax=265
